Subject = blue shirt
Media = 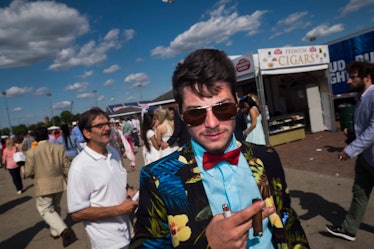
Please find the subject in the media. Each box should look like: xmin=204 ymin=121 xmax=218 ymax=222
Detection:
xmin=345 ymin=85 xmax=374 ymax=166
xmin=71 ymin=126 xmax=85 ymax=143
xmin=56 ymin=134 xmax=82 ymax=158
xmin=191 ymin=136 xmax=274 ymax=249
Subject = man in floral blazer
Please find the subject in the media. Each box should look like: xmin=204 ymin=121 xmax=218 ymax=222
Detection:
xmin=131 ymin=49 xmax=309 ymax=249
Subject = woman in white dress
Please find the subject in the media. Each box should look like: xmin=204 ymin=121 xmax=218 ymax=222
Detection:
xmin=240 ymin=95 xmax=266 ymax=145
xmin=141 ymin=113 xmax=160 ymax=165
xmin=156 ymin=108 xmax=178 ymax=158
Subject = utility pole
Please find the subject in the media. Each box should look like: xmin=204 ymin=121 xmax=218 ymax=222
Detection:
xmin=2 ymin=91 xmax=13 ymax=135
xmin=70 ymin=101 xmax=74 ymax=113
xmin=46 ymin=93 xmax=55 ymax=126
xmin=93 ymin=90 xmax=98 ymax=107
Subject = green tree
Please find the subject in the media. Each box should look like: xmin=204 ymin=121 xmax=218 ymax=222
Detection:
xmin=49 ymin=116 xmax=61 ymax=127
xmin=12 ymin=124 xmax=28 ymax=136
xmin=1 ymin=128 xmax=11 ymax=136
xmin=60 ymin=110 xmax=75 ymax=125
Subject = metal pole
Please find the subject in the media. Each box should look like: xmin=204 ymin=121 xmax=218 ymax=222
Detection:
xmin=70 ymin=101 xmax=74 ymax=113
xmin=46 ymin=93 xmax=55 ymax=126
xmin=2 ymin=91 xmax=13 ymax=134
xmin=255 ymin=72 xmax=270 ymax=146
xmin=93 ymin=90 xmax=98 ymax=106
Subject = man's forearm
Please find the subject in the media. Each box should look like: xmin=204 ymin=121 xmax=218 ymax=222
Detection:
xmin=71 ymin=205 xmax=123 ymax=221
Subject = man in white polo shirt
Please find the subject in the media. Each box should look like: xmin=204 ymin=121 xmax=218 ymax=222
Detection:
xmin=67 ymin=107 xmax=138 ymax=249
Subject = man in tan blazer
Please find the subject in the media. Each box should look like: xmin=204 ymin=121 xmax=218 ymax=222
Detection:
xmin=25 ymin=126 xmax=74 ymax=247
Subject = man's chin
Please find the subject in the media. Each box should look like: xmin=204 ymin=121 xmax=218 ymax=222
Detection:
xmin=204 ymin=142 xmax=230 ymax=154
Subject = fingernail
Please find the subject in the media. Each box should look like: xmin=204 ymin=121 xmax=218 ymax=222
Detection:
xmin=259 ymin=201 xmax=265 ymax=208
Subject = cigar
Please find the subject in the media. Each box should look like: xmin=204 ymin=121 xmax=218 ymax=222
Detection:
xmin=132 ymin=190 xmax=139 ymax=201
xmin=222 ymin=203 xmax=232 ymax=218
xmin=252 ymin=198 xmax=263 ymax=237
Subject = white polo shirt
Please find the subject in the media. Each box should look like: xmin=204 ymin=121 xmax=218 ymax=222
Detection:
xmin=67 ymin=145 xmax=130 ymax=249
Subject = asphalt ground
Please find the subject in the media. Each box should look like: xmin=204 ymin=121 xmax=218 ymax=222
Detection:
xmin=0 ymin=130 xmax=373 ymax=249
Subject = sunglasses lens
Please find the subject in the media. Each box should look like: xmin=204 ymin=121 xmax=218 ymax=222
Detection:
xmin=213 ymin=103 xmax=237 ymax=120
xmin=182 ymin=103 xmax=237 ymax=126
xmin=182 ymin=108 xmax=207 ymax=126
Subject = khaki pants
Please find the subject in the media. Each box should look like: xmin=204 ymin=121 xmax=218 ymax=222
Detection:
xmin=36 ymin=192 xmax=67 ymax=237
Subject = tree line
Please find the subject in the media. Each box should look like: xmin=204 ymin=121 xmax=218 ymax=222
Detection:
xmin=1 ymin=110 xmax=81 ymax=137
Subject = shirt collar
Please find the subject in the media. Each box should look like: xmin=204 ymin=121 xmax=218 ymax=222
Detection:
xmin=361 ymin=85 xmax=374 ymax=99
xmin=84 ymin=145 xmax=111 ymax=160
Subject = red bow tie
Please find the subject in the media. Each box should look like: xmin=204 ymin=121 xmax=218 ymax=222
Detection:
xmin=202 ymin=148 xmax=241 ymax=170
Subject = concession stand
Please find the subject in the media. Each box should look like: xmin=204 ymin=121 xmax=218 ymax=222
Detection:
xmin=233 ymin=45 xmax=335 ymax=146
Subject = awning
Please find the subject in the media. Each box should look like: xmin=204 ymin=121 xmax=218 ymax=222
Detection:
xmin=260 ymin=64 xmax=329 ymax=75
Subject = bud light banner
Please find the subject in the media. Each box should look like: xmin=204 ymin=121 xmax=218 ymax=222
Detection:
xmin=328 ymin=29 xmax=374 ymax=96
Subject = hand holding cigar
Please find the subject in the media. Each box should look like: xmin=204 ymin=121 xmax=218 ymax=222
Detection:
xmin=222 ymin=200 xmax=263 ymax=237
xmin=207 ymin=200 xmax=274 ymax=249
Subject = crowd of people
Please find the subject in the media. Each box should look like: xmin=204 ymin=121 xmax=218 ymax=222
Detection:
xmin=1 ymin=49 xmax=373 ymax=249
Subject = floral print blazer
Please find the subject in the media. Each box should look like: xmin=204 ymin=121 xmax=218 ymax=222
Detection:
xmin=131 ymin=141 xmax=309 ymax=249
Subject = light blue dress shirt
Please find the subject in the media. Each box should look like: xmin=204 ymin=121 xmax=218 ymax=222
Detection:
xmin=191 ymin=136 xmax=274 ymax=249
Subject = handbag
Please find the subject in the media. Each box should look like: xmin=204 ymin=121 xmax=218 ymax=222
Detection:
xmin=13 ymin=147 xmax=26 ymax=163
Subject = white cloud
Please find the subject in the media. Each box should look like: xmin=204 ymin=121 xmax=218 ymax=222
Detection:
xmin=0 ymin=0 xmax=89 ymax=68
xmin=104 ymin=79 xmax=115 ymax=86
xmin=53 ymin=101 xmax=72 ymax=109
xmin=3 ymin=86 xmax=33 ymax=97
xmin=302 ymin=24 xmax=344 ymax=42
xmin=98 ymin=95 xmax=105 ymax=101
xmin=132 ymin=82 xmax=149 ymax=88
xmin=136 ymin=58 xmax=144 ymax=63
xmin=103 ymin=64 xmax=120 ymax=73
xmin=13 ymin=107 xmax=22 ymax=112
xmin=340 ymin=0 xmax=374 ymax=16
xmin=80 ymin=70 xmax=94 ymax=79
xmin=124 ymin=72 xmax=150 ymax=88
xmin=49 ymin=28 xmax=123 ymax=70
xmin=124 ymin=29 xmax=135 ymax=41
xmin=64 ymin=82 xmax=89 ymax=92
xmin=151 ymin=4 xmax=267 ymax=58
xmin=34 ymin=87 xmax=49 ymax=96
xmin=124 ymin=73 xmax=148 ymax=82
xmin=77 ymin=92 xmax=95 ymax=99
xmin=270 ymin=11 xmax=311 ymax=39
xmin=104 ymin=29 xmax=120 ymax=40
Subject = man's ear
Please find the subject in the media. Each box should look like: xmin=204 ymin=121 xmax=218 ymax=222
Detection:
xmin=366 ymin=74 xmax=372 ymax=84
xmin=82 ymin=129 xmax=91 ymax=140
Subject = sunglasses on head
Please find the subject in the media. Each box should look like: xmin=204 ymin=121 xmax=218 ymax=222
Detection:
xmin=182 ymin=102 xmax=237 ymax=127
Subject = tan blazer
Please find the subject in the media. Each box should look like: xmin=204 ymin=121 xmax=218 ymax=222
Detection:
xmin=25 ymin=140 xmax=70 ymax=197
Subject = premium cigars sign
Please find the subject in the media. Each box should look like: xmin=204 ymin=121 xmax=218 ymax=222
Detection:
xmin=258 ymin=45 xmax=329 ymax=70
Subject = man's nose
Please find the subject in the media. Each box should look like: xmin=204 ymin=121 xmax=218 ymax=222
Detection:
xmin=204 ymin=109 xmax=219 ymax=128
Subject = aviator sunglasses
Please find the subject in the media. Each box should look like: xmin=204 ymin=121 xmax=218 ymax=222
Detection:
xmin=182 ymin=102 xmax=237 ymax=127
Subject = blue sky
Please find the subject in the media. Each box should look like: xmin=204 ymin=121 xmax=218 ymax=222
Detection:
xmin=1 ymin=0 xmax=374 ymax=127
